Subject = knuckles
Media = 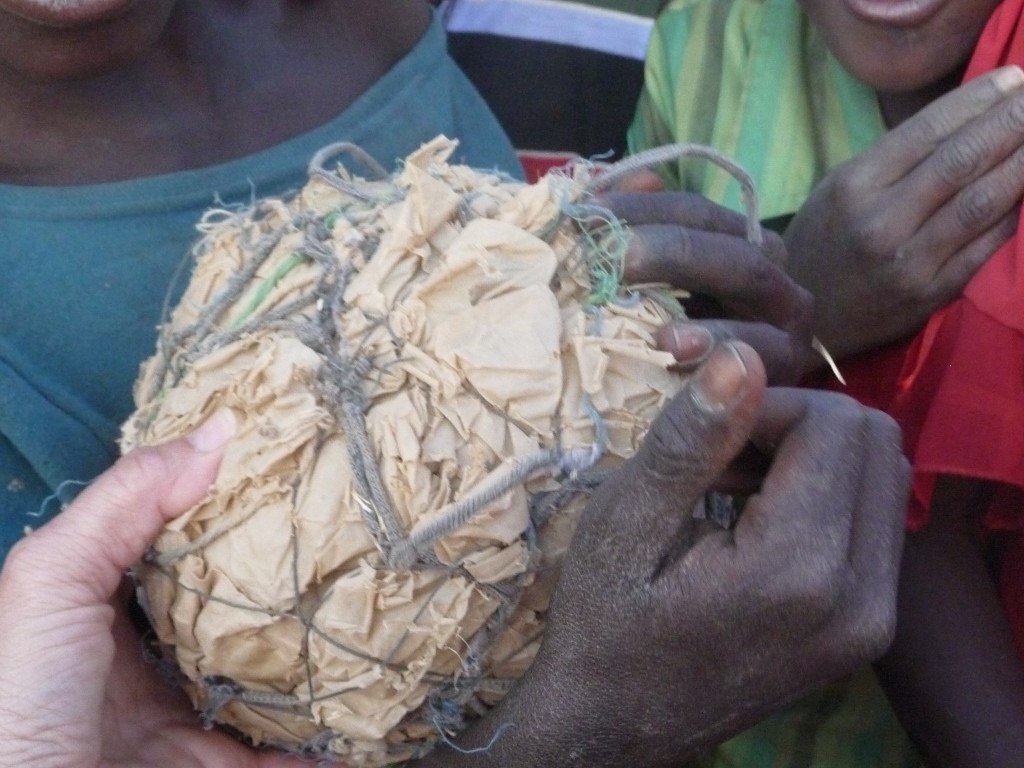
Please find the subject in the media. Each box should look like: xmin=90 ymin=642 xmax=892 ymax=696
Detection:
xmin=899 ymin=108 xmax=948 ymax=154
xmin=881 ymin=250 xmax=933 ymax=306
xmin=761 ymin=229 xmax=788 ymax=267
xmin=953 ymin=184 xmax=999 ymax=232
xmin=623 ymin=225 xmax=693 ymax=283
xmin=847 ymin=590 xmax=900 ymax=663
xmin=640 ymin=396 xmax=718 ymax=481
xmin=862 ymin=406 xmax=903 ymax=447
xmin=99 ymin=447 xmax=174 ymax=508
xmin=789 ymin=570 xmax=852 ymax=628
xmin=757 ymin=546 xmax=897 ymax=665
xmin=934 ymin=134 xmax=987 ymax=187
xmin=998 ymin=91 xmax=1024 ymax=139
xmin=827 ymin=160 xmax=877 ymax=214
xmin=813 ymin=581 xmax=899 ymax=671
xmin=845 ymin=207 xmax=901 ymax=262
xmin=1005 ymin=144 xmax=1024 ymax=188
xmin=801 ymin=388 xmax=866 ymax=424
xmin=831 ymin=399 xmax=905 ymax=462
xmin=743 ymin=256 xmax=782 ymax=293
xmin=821 ymin=168 xmax=901 ymax=259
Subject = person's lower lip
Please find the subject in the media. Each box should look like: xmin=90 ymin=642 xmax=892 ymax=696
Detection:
xmin=0 ymin=0 xmax=138 ymax=28
xmin=842 ymin=0 xmax=946 ymax=27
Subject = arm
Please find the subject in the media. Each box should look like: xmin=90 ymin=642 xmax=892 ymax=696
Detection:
xmin=421 ymin=342 xmax=909 ymax=767
xmin=876 ymin=475 xmax=1024 ymax=767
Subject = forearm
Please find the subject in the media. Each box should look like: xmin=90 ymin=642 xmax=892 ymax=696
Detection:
xmin=876 ymin=477 xmax=1024 ymax=767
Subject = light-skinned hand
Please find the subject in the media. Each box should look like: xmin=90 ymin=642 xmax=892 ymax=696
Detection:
xmin=0 ymin=409 xmax=303 ymax=768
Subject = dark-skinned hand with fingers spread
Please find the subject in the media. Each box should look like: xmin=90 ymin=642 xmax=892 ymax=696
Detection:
xmin=420 ymin=342 xmax=909 ymax=768
xmin=785 ymin=65 xmax=1024 ymax=360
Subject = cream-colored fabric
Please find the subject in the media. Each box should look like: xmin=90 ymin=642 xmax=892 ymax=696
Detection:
xmin=122 ymin=137 xmax=686 ymax=765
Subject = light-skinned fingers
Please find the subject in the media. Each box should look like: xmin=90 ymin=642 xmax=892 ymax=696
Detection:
xmin=893 ymin=86 xmax=1024 ymax=226
xmin=866 ymin=66 xmax=1024 ymax=185
xmin=625 ymin=225 xmax=806 ymax=328
xmin=6 ymin=409 xmax=235 ymax=606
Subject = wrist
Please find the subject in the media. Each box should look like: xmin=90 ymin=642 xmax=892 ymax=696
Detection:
xmin=415 ymin=664 xmax=703 ymax=768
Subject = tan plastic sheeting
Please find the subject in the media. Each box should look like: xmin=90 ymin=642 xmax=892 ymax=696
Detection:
xmin=122 ymin=137 xmax=686 ymax=766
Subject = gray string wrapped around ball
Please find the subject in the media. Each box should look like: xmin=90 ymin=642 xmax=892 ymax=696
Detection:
xmin=122 ymin=136 xmax=756 ymax=766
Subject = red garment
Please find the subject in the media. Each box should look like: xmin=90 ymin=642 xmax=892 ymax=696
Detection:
xmin=828 ymin=0 xmax=1024 ymax=654
xmin=517 ymin=150 xmax=579 ymax=183
xmin=891 ymin=0 xmax=1024 ymax=529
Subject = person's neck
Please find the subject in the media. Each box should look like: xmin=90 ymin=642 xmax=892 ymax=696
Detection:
xmin=876 ymin=64 xmax=968 ymax=127
xmin=0 ymin=0 xmax=430 ymax=186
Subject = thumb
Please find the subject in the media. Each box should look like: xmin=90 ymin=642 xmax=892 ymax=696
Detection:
xmin=581 ymin=342 xmax=765 ymax=578
xmin=6 ymin=409 xmax=236 ymax=607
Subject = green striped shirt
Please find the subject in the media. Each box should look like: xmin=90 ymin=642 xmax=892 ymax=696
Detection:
xmin=629 ymin=2 xmax=921 ymax=766
xmin=628 ymin=0 xmax=885 ymax=217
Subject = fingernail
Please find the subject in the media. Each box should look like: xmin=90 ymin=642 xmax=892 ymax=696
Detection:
xmin=996 ymin=65 xmax=1024 ymax=90
xmin=186 ymin=408 xmax=237 ymax=453
xmin=690 ymin=343 xmax=749 ymax=412
xmin=668 ymin=323 xmax=714 ymax=363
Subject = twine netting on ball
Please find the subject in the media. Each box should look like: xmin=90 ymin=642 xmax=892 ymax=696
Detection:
xmin=122 ymin=136 xmax=760 ymax=765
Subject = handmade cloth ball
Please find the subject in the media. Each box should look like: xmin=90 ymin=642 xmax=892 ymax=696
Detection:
xmin=122 ymin=136 xmax=688 ymax=765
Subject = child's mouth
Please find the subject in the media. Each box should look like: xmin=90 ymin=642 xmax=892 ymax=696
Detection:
xmin=843 ymin=0 xmax=946 ymax=27
xmin=0 ymin=0 xmax=139 ymax=28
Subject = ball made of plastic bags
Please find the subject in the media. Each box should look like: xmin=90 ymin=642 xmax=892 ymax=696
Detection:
xmin=122 ymin=136 xmax=690 ymax=766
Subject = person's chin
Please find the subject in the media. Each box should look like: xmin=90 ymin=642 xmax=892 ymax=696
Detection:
xmin=0 ymin=0 xmax=177 ymax=81
xmin=0 ymin=0 xmax=140 ymax=29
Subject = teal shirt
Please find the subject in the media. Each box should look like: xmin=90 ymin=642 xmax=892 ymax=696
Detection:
xmin=0 ymin=14 xmax=519 ymax=560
